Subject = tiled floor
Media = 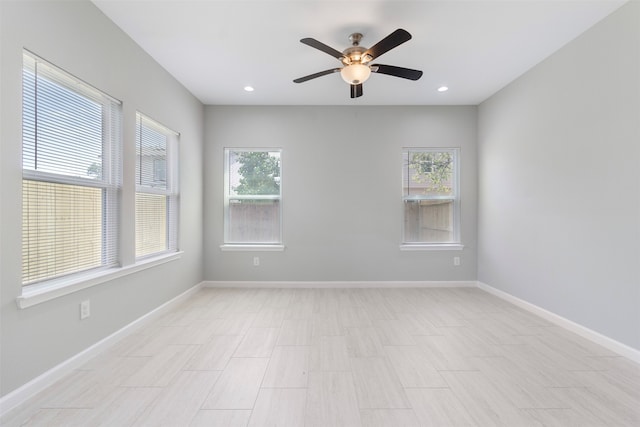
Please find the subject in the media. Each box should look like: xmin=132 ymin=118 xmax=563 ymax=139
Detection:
xmin=3 ymin=287 xmax=640 ymax=426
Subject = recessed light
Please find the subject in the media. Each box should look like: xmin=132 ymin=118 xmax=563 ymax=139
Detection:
xmin=437 ymin=86 xmax=448 ymax=92
xmin=244 ymin=86 xmax=254 ymax=92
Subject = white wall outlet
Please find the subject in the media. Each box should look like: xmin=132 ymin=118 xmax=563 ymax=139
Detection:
xmin=253 ymin=256 xmax=260 ymax=266
xmin=80 ymin=300 xmax=90 ymax=320
xmin=453 ymin=256 xmax=461 ymax=266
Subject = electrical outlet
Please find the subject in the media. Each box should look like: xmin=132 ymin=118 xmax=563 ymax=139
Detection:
xmin=80 ymin=300 xmax=90 ymax=320
xmin=453 ymin=256 xmax=461 ymax=266
xmin=253 ymin=257 xmax=260 ymax=266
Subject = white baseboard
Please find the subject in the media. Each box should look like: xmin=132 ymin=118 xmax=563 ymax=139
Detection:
xmin=203 ymin=280 xmax=477 ymax=289
xmin=477 ymin=281 xmax=640 ymax=364
xmin=0 ymin=281 xmax=205 ymax=417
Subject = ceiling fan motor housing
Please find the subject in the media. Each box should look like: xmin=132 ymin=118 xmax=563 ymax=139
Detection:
xmin=341 ymin=46 xmax=370 ymax=65
xmin=342 ymin=33 xmax=373 ymax=65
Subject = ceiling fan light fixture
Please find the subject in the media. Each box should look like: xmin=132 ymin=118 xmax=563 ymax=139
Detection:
xmin=340 ymin=63 xmax=371 ymax=85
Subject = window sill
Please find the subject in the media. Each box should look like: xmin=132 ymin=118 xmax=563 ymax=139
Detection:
xmin=16 ymin=251 xmax=183 ymax=309
xmin=220 ymin=244 xmax=285 ymax=252
xmin=400 ymin=243 xmax=464 ymax=251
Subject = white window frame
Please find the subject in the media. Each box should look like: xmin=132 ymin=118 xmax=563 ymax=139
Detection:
xmin=17 ymin=52 xmax=183 ymax=310
xmin=221 ymin=148 xmax=284 ymax=251
xmin=21 ymin=50 xmax=122 ymax=287
xmin=401 ymin=147 xmax=463 ymax=251
xmin=135 ymin=112 xmax=180 ymax=259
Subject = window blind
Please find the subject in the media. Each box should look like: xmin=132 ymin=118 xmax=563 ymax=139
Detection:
xmin=22 ymin=51 xmax=121 ymax=285
xmin=135 ymin=113 xmax=179 ymax=258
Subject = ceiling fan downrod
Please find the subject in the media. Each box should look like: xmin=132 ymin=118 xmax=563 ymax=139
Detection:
xmin=349 ymin=32 xmax=363 ymax=46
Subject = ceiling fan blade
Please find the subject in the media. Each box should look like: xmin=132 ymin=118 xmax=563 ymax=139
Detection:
xmin=371 ymin=64 xmax=423 ymax=81
xmin=350 ymin=83 xmax=363 ymax=98
xmin=300 ymin=38 xmax=345 ymax=60
xmin=363 ymin=29 xmax=412 ymax=60
xmin=293 ymin=68 xmax=341 ymax=83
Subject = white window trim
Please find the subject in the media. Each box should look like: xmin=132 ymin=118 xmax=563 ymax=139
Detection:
xmin=399 ymin=243 xmax=464 ymax=251
xmin=16 ymin=251 xmax=183 ymax=309
xmin=223 ymin=148 xmax=283 ymax=245
xmin=220 ymin=244 xmax=285 ymax=252
xmin=401 ymin=147 xmax=461 ymax=248
xmin=21 ymin=50 xmax=122 ymax=287
xmin=135 ymin=112 xmax=180 ymax=259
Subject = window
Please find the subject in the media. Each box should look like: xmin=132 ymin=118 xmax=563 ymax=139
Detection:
xmin=223 ymin=149 xmax=282 ymax=246
xmin=135 ymin=113 xmax=179 ymax=258
xmin=22 ymin=51 xmax=121 ymax=285
xmin=402 ymin=148 xmax=460 ymax=247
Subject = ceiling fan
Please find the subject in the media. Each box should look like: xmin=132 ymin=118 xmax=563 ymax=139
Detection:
xmin=293 ymin=28 xmax=423 ymax=98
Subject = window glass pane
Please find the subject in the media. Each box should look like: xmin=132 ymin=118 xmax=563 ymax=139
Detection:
xmin=135 ymin=193 xmax=168 ymax=257
xmin=228 ymin=151 xmax=281 ymax=196
xmin=227 ymin=199 xmax=280 ymax=243
xmin=402 ymin=148 xmax=459 ymax=245
xmin=153 ymin=158 xmax=166 ymax=183
xmin=224 ymin=148 xmax=282 ymax=245
xmin=403 ymin=151 xmax=453 ymax=197
xmin=21 ymin=51 xmax=120 ymax=286
xmin=136 ymin=120 xmax=167 ymax=189
xmin=22 ymin=180 xmax=103 ymax=284
xmin=404 ymin=199 xmax=454 ymax=243
xmin=22 ymin=65 xmax=104 ymax=180
xmin=135 ymin=113 xmax=178 ymax=258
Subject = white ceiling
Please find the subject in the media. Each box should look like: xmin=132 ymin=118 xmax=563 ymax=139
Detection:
xmin=92 ymin=0 xmax=626 ymax=106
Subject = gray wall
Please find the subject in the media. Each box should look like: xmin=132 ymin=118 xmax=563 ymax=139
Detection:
xmin=204 ymin=106 xmax=477 ymax=282
xmin=478 ymin=2 xmax=640 ymax=350
xmin=0 ymin=1 xmax=204 ymax=396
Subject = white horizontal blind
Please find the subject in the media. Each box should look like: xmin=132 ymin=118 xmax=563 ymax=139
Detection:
xmin=22 ymin=51 xmax=121 ymax=286
xmin=135 ymin=113 xmax=179 ymax=258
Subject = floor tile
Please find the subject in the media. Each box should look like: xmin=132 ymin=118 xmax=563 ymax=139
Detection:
xmin=359 ymin=409 xmax=421 ymax=427
xmin=202 ymin=358 xmax=269 ymax=409
xmin=310 ymin=335 xmax=351 ymax=371
xmin=131 ymin=371 xmax=219 ymax=426
xmin=385 ymin=345 xmax=447 ymax=388
xmin=406 ymin=388 xmax=476 ymax=426
xmin=189 ymin=410 xmax=251 ymax=427
xmin=305 ymin=371 xmax=362 ymax=427
xmin=184 ymin=334 xmax=243 ymax=371
xmin=350 ymin=357 xmax=410 ymax=409
xmin=247 ymin=388 xmax=307 ymax=427
xmin=261 ymin=346 xmax=310 ymax=388
xmin=277 ymin=319 xmax=314 ymax=345
xmin=233 ymin=328 xmax=279 ymax=357
xmin=122 ymin=345 xmax=198 ymax=387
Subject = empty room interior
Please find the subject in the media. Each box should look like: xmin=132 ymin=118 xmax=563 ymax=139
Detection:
xmin=1 ymin=0 xmax=639 ymax=425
